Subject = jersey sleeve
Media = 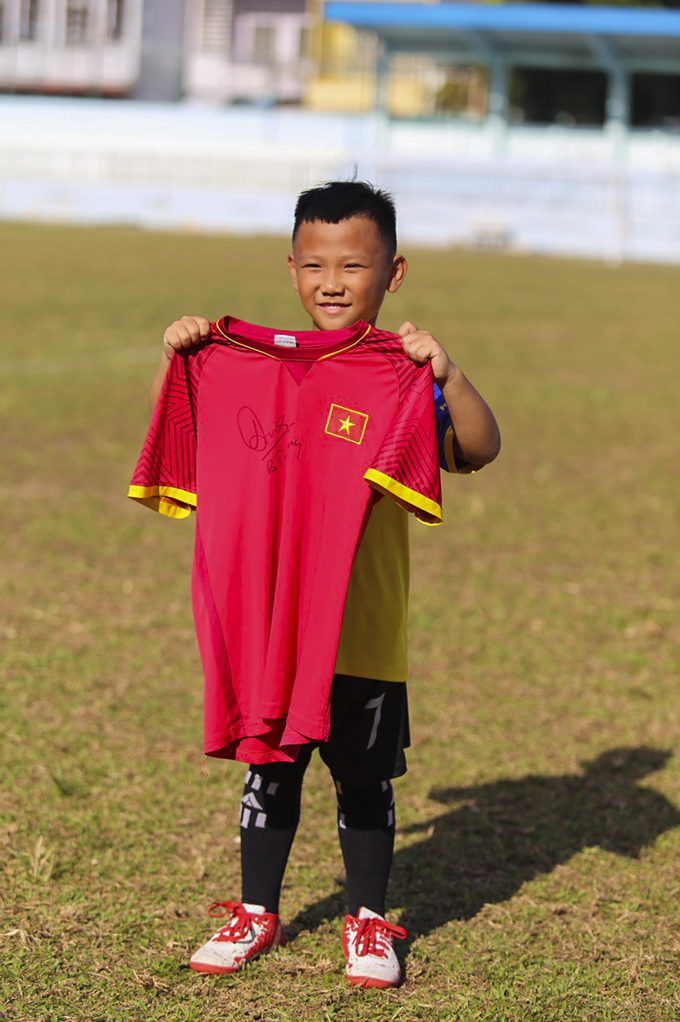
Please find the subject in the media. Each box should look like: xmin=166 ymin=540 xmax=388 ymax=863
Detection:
xmin=127 ymin=352 xmax=198 ymax=519
xmin=364 ymin=363 xmax=443 ymax=525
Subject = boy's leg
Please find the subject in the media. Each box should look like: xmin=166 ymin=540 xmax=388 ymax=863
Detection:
xmin=320 ymin=675 xmax=409 ymax=987
xmin=335 ymin=777 xmax=395 ymax=917
xmin=320 ymin=673 xmax=408 ymax=908
xmin=240 ymin=745 xmax=313 ymax=914
xmin=190 ymin=745 xmax=313 ymax=975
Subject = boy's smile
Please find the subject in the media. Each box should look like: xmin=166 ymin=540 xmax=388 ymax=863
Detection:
xmin=288 ymin=218 xmax=407 ymax=331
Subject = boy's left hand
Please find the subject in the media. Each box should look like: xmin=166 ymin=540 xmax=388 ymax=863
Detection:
xmin=398 ymin=321 xmax=456 ymax=387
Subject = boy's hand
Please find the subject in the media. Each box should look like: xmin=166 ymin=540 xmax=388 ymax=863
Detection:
xmin=162 ymin=316 xmax=212 ymax=362
xmin=398 ymin=321 xmax=456 ymax=388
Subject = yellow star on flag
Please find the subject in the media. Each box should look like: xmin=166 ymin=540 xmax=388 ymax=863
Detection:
xmin=338 ymin=415 xmax=355 ymax=435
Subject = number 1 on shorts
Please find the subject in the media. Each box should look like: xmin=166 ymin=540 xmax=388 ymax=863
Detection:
xmin=365 ymin=693 xmax=385 ymax=750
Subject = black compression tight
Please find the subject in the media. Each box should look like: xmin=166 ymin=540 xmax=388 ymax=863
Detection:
xmin=239 ymin=751 xmax=396 ymax=917
xmin=335 ymin=776 xmax=396 ymax=917
xmin=239 ymin=748 xmax=312 ymax=915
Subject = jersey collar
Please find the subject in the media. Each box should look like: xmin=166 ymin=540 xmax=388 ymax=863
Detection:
xmin=212 ymin=317 xmax=372 ymax=361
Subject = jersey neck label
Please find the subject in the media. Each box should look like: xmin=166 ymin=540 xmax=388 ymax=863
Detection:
xmin=274 ymin=334 xmax=298 ymax=348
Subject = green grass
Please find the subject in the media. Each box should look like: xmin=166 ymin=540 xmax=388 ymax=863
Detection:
xmin=1 ymin=222 xmax=679 ymax=1021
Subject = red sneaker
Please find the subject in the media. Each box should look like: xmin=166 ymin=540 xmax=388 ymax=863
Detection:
xmin=343 ymin=907 xmax=407 ymax=988
xmin=189 ymin=901 xmax=285 ymax=974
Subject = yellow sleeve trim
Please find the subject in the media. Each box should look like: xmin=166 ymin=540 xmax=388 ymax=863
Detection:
xmin=444 ymin=425 xmax=457 ymax=473
xmin=127 ymin=484 xmax=197 ymax=519
xmin=364 ymin=468 xmax=442 ymax=525
xmin=444 ymin=425 xmax=483 ymax=475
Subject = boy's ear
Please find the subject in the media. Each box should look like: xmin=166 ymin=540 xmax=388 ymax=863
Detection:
xmin=287 ymin=253 xmax=299 ymax=291
xmin=386 ymin=254 xmax=408 ymax=294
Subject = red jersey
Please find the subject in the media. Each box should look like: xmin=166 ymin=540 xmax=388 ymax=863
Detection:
xmin=128 ymin=317 xmax=442 ymax=764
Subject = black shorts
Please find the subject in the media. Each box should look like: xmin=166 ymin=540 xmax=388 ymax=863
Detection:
xmin=317 ymin=674 xmax=410 ymax=784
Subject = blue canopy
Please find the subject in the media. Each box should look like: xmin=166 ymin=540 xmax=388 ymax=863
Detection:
xmin=325 ymin=3 xmax=680 ymax=71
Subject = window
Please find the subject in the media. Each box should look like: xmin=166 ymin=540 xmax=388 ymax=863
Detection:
xmin=66 ymin=1 xmax=89 ymax=46
xmin=632 ymin=73 xmax=680 ymax=130
xmin=252 ymin=24 xmax=274 ymax=66
xmin=107 ymin=0 xmax=124 ymax=40
xmin=299 ymin=24 xmax=310 ymax=61
xmin=510 ymin=68 xmax=606 ymax=127
xmin=232 ymin=14 xmax=289 ymax=67
xmin=20 ymin=0 xmax=40 ymax=41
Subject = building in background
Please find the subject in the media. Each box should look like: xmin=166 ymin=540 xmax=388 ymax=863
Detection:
xmin=0 ymin=0 xmax=144 ymax=96
xmin=184 ymin=0 xmax=311 ymax=106
xmin=306 ymin=0 xmax=485 ymax=118
xmin=2 ymin=2 xmax=680 ymax=263
xmin=0 ymin=0 xmax=478 ymax=112
xmin=0 ymin=0 xmax=313 ymax=103
xmin=2 ymin=1 xmax=679 ymax=129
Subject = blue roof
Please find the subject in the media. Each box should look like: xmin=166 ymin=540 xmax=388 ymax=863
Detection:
xmin=325 ymin=2 xmax=680 ymax=37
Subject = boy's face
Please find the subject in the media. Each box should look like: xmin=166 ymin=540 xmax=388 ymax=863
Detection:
xmin=288 ymin=217 xmax=407 ymax=331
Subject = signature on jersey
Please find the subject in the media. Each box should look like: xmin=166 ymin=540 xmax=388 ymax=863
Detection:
xmin=237 ymin=406 xmax=302 ymax=474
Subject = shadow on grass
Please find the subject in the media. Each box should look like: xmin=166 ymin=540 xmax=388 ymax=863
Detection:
xmin=287 ymin=746 xmax=680 ymax=945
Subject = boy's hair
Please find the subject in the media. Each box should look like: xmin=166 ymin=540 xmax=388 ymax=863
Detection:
xmin=292 ymin=180 xmax=397 ymax=257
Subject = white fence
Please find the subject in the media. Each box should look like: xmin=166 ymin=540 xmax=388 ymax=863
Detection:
xmin=1 ymin=97 xmax=680 ymax=263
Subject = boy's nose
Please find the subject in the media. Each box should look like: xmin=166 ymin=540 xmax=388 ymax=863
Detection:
xmin=321 ymin=276 xmax=344 ymax=294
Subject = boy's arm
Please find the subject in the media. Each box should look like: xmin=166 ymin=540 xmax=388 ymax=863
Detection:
xmin=149 ymin=316 xmax=212 ymax=415
xmin=398 ymin=321 xmax=501 ymax=468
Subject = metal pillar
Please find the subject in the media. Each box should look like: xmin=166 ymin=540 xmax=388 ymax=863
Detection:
xmin=605 ymin=63 xmax=631 ymax=164
xmin=372 ymin=37 xmax=390 ymax=149
xmin=374 ymin=37 xmax=390 ymax=113
xmin=587 ymin=34 xmax=630 ymax=165
xmin=461 ymin=30 xmax=509 ymax=157
xmin=487 ymin=55 xmax=509 ymax=156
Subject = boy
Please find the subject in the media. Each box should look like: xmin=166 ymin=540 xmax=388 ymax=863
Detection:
xmin=137 ymin=181 xmax=500 ymax=987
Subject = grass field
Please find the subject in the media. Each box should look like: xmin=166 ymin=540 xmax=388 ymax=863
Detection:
xmin=1 ymin=222 xmax=679 ymax=1022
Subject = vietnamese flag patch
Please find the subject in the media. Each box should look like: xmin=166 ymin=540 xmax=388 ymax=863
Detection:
xmin=325 ymin=404 xmax=369 ymax=445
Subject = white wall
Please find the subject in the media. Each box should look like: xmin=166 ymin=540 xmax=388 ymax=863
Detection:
xmin=1 ymin=97 xmax=680 ymax=264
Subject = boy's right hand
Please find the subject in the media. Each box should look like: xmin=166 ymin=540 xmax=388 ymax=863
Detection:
xmin=162 ymin=316 xmax=212 ymax=361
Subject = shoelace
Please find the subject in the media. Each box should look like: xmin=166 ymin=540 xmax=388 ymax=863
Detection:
xmin=207 ymin=901 xmax=254 ymax=942
xmin=353 ymin=917 xmax=407 ymax=959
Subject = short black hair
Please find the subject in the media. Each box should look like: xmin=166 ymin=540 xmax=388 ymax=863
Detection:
xmin=292 ymin=180 xmax=397 ymax=257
